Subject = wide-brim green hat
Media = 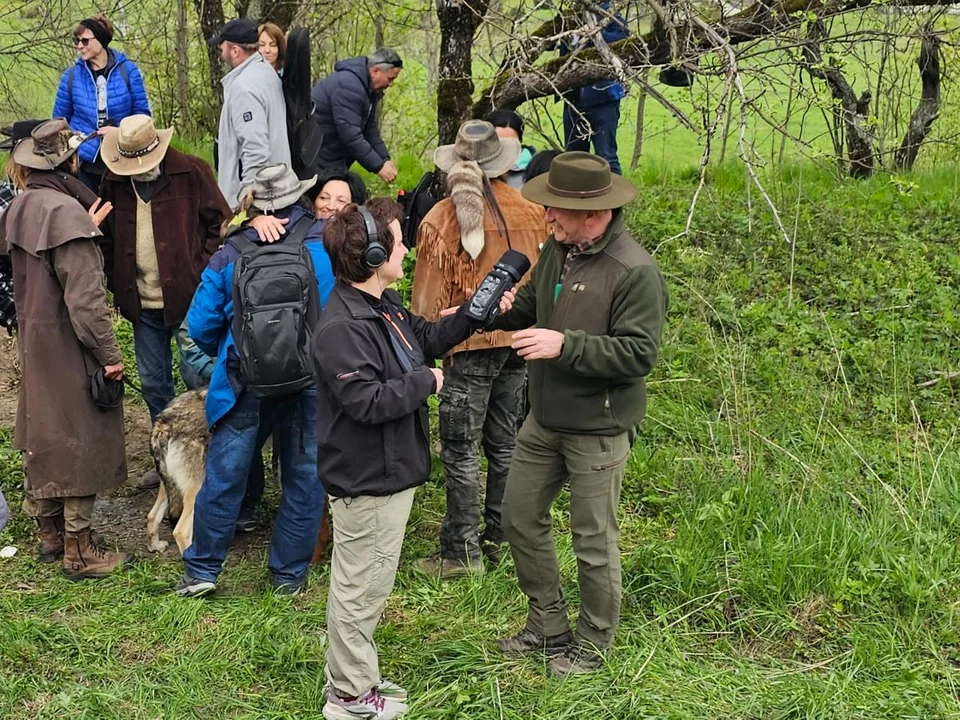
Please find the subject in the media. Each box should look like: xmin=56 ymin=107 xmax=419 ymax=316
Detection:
xmin=521 ymin=151 xmax=636 ymax=210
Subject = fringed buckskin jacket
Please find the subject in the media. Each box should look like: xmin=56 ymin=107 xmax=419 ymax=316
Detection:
xmin=411 ymin=179 xmax=547 ymax=354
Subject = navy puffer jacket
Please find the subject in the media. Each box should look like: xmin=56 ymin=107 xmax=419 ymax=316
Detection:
xmin=53 ymin=50 xmax=151 ymax=165
xmin=310 ymin=57 xmax=390 ymax=174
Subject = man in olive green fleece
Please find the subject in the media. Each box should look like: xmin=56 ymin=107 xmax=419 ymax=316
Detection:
xmin=490 ymin=151 xmax=668 ymax=677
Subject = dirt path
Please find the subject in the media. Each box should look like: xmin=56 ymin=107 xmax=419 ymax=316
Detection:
xmin=0 ymin=336 xmax=274 ymax=560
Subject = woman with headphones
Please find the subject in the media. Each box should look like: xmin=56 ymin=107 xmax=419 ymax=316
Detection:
xmin=312 ymin=198 xmax=514 ymax=719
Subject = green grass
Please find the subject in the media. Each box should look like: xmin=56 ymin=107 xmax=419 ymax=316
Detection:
xmin=3 ymin=161 xmax=960 ymax=717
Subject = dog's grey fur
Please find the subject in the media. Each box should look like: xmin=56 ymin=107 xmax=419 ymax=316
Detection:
xmin=146 ymin=389 xmax=209 ymax=554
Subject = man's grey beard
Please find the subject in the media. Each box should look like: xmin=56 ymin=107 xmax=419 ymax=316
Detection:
xmin=131 ymin=165 xmax=162 ymax=183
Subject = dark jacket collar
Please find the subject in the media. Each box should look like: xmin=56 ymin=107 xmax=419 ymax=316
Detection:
xmin=333 ymin=281 xmax=401 ymax=320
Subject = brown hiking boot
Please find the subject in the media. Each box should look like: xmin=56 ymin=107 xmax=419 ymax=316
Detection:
xmin=62 ymin=529 xmax=134 ymax=581
xmin=415 ymin=553 xmax=484 ymax=580
xmin=36 ymin=515 xmax=65 ymax=563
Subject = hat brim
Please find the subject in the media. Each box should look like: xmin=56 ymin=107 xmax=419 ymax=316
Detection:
xmin=434 ymin=137 xmax=522 ymax=179
xmin=207 ymin=34 xmax=224 ymax=47
xmin=251 ymin=175 xmax=319 ymax=211
xmin=100 ymin=127 xmax=174 ymax=176
xmin=10 ymin=131 xmax=91 ymax=171
xmin=521 ymin=172 xmax=637 ymax=210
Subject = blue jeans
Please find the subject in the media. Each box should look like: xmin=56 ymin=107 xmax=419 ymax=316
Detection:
xmin=563 ymin=101 xmax=622 ymax=175
xmin=133 ymin=309 xmax=177 ymax=422
xmin=183 ymin=389 xmax=325 ymax=585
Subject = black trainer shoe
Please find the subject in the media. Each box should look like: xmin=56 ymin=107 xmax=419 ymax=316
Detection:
xmin=497 ymin=628 xmax=573 ymax=656
xmin=547 ymin=644 xmax=605 ymax=677
xmin=272 ymin=580 xmax=306 ymax=597
xmin=235 ymin=505 xmax=258 ymax=533
xmin=174 ymin=574 xmax=216 ymax=598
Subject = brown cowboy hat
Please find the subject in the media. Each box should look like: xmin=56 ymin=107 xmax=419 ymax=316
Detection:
xmin=434 ymin=120 xmax=521 ymax=179
xmin=521 ymin=151 xmax=636 ymax=210
xmin=100 ymin=115 xmax=174 ymax=176
xmin=11 ymin=118 xmax=93 ymax=170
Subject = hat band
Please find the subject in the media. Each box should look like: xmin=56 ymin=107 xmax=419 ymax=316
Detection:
xmin=118 ymin=136 xmax=160 ymax=159
xmin=255 ymin=188 xmax=300 ymax=200
xmin=545 ymin=180 xmax=612 ymax=199
xmin=457 ymin=141 xmax=503 ymax=167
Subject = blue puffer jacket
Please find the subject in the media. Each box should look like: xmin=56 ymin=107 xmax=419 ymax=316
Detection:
xmin=186 ymin=204 xmax=335 ymax=427
xmin=53 ymin=50 xmax=151 ymax=165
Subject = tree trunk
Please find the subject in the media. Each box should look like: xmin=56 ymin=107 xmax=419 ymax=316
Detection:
xmin=895 ymin=33 xmax=941 ymax=170
xmin=175 ymin=0 xmax=191 ymax=129
xmin=193 ymin=0 xmax=225 ymax=100
xmin=436 ymin=0 xmax=490 ymax=145
xmin=261 ymin=0 xmax=300 ymax=30
xmin=801 ymin=20 xmax=874 ymax=178
xmin=629 ymin=67 xmax=649 ymax=170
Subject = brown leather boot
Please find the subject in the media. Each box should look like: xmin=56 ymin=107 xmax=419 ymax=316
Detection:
xmin=36 ymin=515 xmax=65 ymax=563
xmin=62 ymin=529 xmax=134 ymax=580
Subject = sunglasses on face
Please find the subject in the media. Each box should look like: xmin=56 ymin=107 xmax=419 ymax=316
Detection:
xmin=73 ymin=36 xmax=94 ymax=47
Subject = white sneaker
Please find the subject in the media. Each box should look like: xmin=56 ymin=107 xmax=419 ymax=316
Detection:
xmin=322 ymin=689 xmax=407 ymax=719
xmin=376 ymin=679 xmax=408 ymax=703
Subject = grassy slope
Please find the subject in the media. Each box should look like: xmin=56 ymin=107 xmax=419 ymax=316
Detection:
xmin=3 ymin=163 xmax=960 ymax=718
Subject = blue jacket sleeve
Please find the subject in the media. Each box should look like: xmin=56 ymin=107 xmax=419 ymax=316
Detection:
xmin=126 ymin=61 xmax=152 ymax=116
xmin=53 ymin=69 xmax=73 ymax=120
xmin=187 ymin=263 xmax=230 ymax=359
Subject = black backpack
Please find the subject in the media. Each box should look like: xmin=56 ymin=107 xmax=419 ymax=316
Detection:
xmin=227 ymin=215 xmax=319 ymax=398
xmin=397 ymin=170 xmax=438 ymax=249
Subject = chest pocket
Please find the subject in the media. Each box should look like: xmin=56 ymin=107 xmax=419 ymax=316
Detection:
xmin=552 ymin=272 xmax=615 ymax=336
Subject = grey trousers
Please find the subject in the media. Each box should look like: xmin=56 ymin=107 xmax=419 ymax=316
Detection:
xmin=325 ymin=487 xmax=416 ymax=698
xmin=438 ymin=348 xmax=525 ymax=561
xmin=502 ymin=415 xmax=631 ymax=650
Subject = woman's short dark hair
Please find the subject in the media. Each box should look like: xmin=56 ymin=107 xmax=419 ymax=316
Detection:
xmin=485 ymin=109 xmax=525 ymax=142
xmin=309 ymin=169 xmax=368 ymax=206
xmin=523 ymin=149 xmax=561 ymax=184
xmin=323 ymin=198 xmax=403 ymax=283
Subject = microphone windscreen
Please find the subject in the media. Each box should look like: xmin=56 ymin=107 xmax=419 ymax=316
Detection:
xmin=499 ymin=249 xmax=531 ymax=280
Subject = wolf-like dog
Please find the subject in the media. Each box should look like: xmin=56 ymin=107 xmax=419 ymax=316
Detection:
xmin=146 ymin=389 xmax=332 ymax=560
xmin=146 ymin=389 xmax=209 ymax=554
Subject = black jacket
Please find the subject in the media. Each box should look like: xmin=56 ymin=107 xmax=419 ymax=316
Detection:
xmin=310 ymin=57 xmax=390 ymax=174
xmin=312 ymin=283 xmax=473 ymax=498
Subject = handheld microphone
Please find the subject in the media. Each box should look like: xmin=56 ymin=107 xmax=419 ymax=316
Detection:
xmin=465 ymin=249 xmax=531 ymax=326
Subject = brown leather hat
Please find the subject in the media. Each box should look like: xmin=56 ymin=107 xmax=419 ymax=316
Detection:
xmin=521 ymin=151 xmax=636 ymax=210
xmin=11 ymin=118 xmax=92 ymax=170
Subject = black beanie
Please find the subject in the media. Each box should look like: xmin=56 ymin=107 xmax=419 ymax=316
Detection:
xmin=79 ymin=18 xmax=112 ymax=48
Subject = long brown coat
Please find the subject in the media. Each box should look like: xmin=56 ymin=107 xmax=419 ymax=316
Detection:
xmin=0 ymin=180 xmax=126 ymax=499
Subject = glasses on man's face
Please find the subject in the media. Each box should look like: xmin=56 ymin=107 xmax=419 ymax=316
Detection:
xmin=73 ymin=36 xmax=94 ymax=47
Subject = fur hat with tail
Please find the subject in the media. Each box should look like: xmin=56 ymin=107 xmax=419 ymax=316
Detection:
xmin=447 ymin=159 xmax=485 ymax=260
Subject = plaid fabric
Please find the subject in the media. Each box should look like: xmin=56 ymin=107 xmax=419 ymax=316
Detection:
xmin=0 ymin=182 xmax=17 ymax=334
xmin=558 ymin=236 xmax=601 ymax=287
xmin=0 ymin=182 xmax=14 ymax=217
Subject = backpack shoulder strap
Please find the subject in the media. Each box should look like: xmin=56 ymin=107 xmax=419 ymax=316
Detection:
xmin=67 ymin=66 xmax=76 ymax=100
xmin=224 ymin=226 xmax=260 ymax=256
xmin=115 ymin=60 xmax=132 ymax=94
xmin=283 ymin=214 xmax=315 ymax=246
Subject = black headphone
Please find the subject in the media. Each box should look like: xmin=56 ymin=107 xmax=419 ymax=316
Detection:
xmin=358 ymin=206 xmax=387 ymax=269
